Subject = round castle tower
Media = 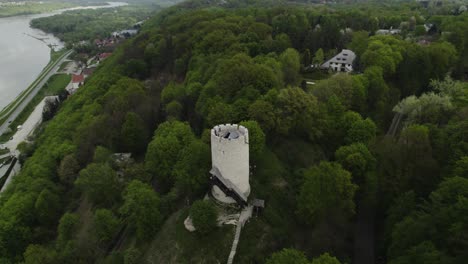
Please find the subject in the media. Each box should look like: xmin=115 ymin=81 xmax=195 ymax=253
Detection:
xmin=211 ymin=124 xmax=250 ymax=204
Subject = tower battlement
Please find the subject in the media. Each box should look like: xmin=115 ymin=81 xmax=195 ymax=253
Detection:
xmin=212 ymin=124 xmax=249 ymax=144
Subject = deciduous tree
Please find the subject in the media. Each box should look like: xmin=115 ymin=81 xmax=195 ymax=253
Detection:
xmin=92 ymin=209 xmax=120 ymax=246
xmin=190 ymin=200 xmax=218 ymax=235
xmin=75 ymin=163 xmax=122 ymax=206
xmin=311 ymin=253 xmax=342 ymax=264
xmin=120 ymin=180 xmax=161 ymax=241
xmin=297 ymin=162 xmax=357 ymax=224
xmin=266 ymin=248 xmax=309 ymax=264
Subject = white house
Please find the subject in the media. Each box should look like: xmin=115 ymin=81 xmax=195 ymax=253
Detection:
xmin=376 ymin=28 xmax=401 ymax=35
xmin=320 ymin=49 xmax=356 ymax=73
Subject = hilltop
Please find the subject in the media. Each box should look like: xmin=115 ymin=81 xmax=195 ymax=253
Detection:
xmin=0 ymin=0 xmax=467 ymax=263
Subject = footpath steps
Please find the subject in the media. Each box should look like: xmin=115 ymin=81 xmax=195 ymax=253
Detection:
xmin=227 ymin=206 xmax=253 ymax=264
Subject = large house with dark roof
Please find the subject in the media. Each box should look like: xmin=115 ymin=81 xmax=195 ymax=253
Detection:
xmin=320 ymin=49 xmax=356 ymax=73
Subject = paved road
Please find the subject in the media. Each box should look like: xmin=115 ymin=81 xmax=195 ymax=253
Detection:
xmin=5 ymin=96 xmax=56 ymax=152
xmin=0 ymin=50 xmax=72 ymax=137
xmin=0 ymin=96 xmax=56 ymax=193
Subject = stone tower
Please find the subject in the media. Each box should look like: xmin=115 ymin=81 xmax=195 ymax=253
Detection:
xmin=210 ymin=124 xmax=250 ymax=204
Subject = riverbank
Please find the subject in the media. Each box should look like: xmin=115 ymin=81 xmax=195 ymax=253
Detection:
xmin=0 ymin=49 xmax=69 ymax=120
xmin=0 ymin=49 xmax=67 ymax=119
xmin=0 ymin=74 xmax=71 ymax=142
xmin=0 ymin=2 xmax=128 ymax=110
xmin=0 ymin=49 xmax=72 ymax=140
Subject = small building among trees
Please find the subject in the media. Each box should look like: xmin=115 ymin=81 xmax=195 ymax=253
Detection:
xmin=320 ymin=49 xmax=356 ymax=73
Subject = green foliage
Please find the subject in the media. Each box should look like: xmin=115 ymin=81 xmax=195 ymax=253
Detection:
xmin=23 ymin=244 xmax=57 ymax=264
xmin=312 ymin=48 xmax=325 ymax=66
xmin=161 ymin=82 xmax=185 ymax=104
xmin=121 ymin=112 xmax=148 ymax=154
xmin=190 ymin=200 xmax=218 ymax=235
xmin=34 ymin=189 xmax=61 ymax=225
xmin=145 ymin=121 xmax=195 ymax=190
xmin=348 ymin=31 xmax=369 ymax=57
xmin=120 ymin=180 xmax=161 ymax=241
xmin=377 ymin=124 xmax=440 ymax=205
xmin=92 ymin=209 xmax=120 ymax=246
xmin=93 ymin=146 xmax=113 ymax=164
xmin=364 ymin=66 xmax=388 ymax=116
xmin=389 ymin=241 xmax=451 ymax=264
xmin=303 ymin=48 xmax=311 ymax=65
xmin=335 ymin=143 xmax=375 ymax=183
xmin=361 ymin=36 xmax=404 ymax=76
xmin=388 ymin=177 xmax=468 ymax=263
xmin=196 ymin=53 xmax=281 ymax=110
xmin=414 ymin=25 xmax=426 ymax=36
xmin=297 ymin=162 xmax=357 ymax=224
xmin=239 ymin=120 xmax=266 ymax=161
xmin=345 ymin=118 xmax=377 ymax=145
xmin=280 ymin=48 xmax=301 ymax=85
xmin=385 ymin=191 xmax=417 ymax=240
xmin=398 ymin=125 xmax=439 ymax=195
xmin=453 ymin=156 xmax=468 ymax=178
xmin=430 ymin=75 xmax=466 ymax=100
xmin=173 ymin=140 xmax=211 ymax=197
xmin=124 ymin=163 xmax=151 ymax=183
xmin=275 ymin=87 xmax=319 ymax=139
xmin=248 ymin=99 xmax=276 ymax=133
xmin=2 ymin=1 xmax=468 ymax=262
xmin=311 ymin=73 xmax=366 ymax=111
xmin=427 ymin=42 xmax=457 ymax=80
xmin=57 ymin=213 xmax=79 ymax=247
xmin=124 ymin=59 xmax=149 ymax=79
xmin=123 ymin=247 xmax=141 ymax=264
xmin=165 ymin=100 xmax=183 ymax=120
xmin=57 ymin=154 xmax=80 ymax=187
xmin=311 ymin=253 xmax=342 ymax=264
xmin=393 ymin=92 xmax=453 ymax=126
xmin=266 ymin=248 xmax=309 ymax=264
xmin=75 ymin=163 xmax=122 ymax=206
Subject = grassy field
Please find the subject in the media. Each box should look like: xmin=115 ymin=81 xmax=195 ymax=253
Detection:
xmin=0 ymin=149 xmax=9 ymax=156
xmin=302 ymin=70 xmax=331 ymax=80
xmin=0 ymin=74 xmax=70 ymax=142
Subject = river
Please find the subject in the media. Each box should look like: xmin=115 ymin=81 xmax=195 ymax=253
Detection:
xmin=0 ymin=2 xmax=127 ymax=110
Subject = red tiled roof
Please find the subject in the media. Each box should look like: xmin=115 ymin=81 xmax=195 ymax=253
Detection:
xmin=72 ymin=74 xmax=84 ymax=83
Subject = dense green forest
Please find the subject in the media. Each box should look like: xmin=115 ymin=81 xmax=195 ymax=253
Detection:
xmin=1 ymin=0 xmax=468 ymax=263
